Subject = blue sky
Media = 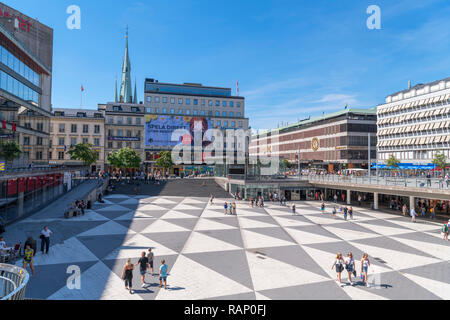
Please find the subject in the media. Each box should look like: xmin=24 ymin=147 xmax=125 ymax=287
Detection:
xmin=7 ymin=0 xmax=450 ymax=129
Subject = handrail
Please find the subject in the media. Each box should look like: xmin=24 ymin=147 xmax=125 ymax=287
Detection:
xmin=0 ymin=263 xmax=29 ymax=300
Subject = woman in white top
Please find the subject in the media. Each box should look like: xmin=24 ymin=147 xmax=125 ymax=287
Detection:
xmin=360 ymin=253 xmax=371 ymax=287
xmin=331 ymin=252 xmax=345 ymax=285
xmin=344 ymin=252 xmax=356 ymax=285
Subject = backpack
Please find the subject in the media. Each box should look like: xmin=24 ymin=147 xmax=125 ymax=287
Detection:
xmin=443 ymin=224 xmax=448 ymax=233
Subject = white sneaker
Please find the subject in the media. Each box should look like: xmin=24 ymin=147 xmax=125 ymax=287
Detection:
xmin=141 ymin=283 xmax=146 ymax=288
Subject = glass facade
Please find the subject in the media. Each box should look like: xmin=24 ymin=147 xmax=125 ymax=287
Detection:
xmin=146 ymin=83 xmax=231 ymax=97
xmin=0 ymin=70 xmax=39 ymax=104
xmin=0 ymin=45 xmax=40 ymax=86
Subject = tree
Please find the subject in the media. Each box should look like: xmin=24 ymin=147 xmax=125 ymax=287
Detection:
xmin=67 ymin=143 xmax=98 ymax=166
xmin=0 ymin=140 xmax=21 ymax=165
xmin=155 ymin=151 xmax=173 ymax=175
xmin=432 ymin=151 xmax=447 ymax=175
xmin=282 ymin=159 xmax=291 ymax=169
xmin=386 ymin=154 xmax=400 ymax=169
xmin=107 ymin=147 xmax=141 ymax=170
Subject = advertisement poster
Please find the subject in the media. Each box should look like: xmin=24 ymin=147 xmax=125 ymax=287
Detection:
xmin=145 ymin=115 xmax=212 ymax=147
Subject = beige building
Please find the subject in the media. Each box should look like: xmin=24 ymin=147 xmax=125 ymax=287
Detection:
xmin=18 ymin=108 xmax=51 ymax=164
xmin=98 ymin=102 xmax=145 ymax=171
xmin=49 ymin=108 xmax=105 ymax=172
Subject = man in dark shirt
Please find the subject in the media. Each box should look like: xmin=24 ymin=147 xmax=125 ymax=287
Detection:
xmin=135 ymin=251 xmax=150 ymax=287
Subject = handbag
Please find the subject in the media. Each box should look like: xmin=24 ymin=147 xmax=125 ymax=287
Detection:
xmin=353 ymin=270 xmax=357 ymax=277
xmin=39 ymin=234 xmax=44 ymax=240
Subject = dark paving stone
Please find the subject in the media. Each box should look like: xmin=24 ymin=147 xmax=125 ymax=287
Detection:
xmin=162 ymin=218 xmax=199 ymax=231
xmin=95 ymin=210 xmax=132 ymax=220
xmin=141 ymin=231 xmax=192 ymax=253
xmin=77 ymin=234 xmax=135 ymax=260
xmin=357 ymin=218 xmax=415 ymax=230
xmin=245 ymin=227 xmax=297 ymax=243
xmin=286 ymin=224 xmax=343 ymax=240
xmin=184 ymin=250 xmax=254 ymax=290
xmin=206 ymin=291 xmax=256 ymax=300
xmin=399 ymin=260 xmax=450 ymax=284
xmin=258 ymin=280 xmax=352 ymax=300
xmin=198 ymin=229 xmax=245 ymax=248
xmin=353 ymin=270 xmax=442 ymax=300
xmin=242 ymin=215 xmax=279 ymax=226
xmin=25 ymin=261 xmax=97 ymax=299
xmin=391 ymin=231 xmax=450 ymax=247
xmin=325 ymin=221 xmax=381 ymax=235
xmin=204 ymin=217 xmax=240 ymax=228
xmin=351 ymin=236 xmax=438 ymax=259
xmin=176 ymin=209 xmax=204 ymax=217
xmin=116 ymin=219 xmax=156 ymax=234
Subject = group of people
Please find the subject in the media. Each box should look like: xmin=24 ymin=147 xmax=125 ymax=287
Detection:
xmin=332 ymin=252 xmax=371 ymax=287
xmin=224 ymin=201 xmax=237 ymax=215
xmin=249 ymin=196 xmax=264 ymax=208
xmin=71 ymin=200 xmax=87 ymax=217
xmin=121 ymin=248 xmax=169 ymax=294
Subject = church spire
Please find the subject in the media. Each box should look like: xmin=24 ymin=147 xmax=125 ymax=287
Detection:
xmin=119 ymin=25 xmax=133 ymax=103
xmin=133 ymin=78 xmax=137 ymax=103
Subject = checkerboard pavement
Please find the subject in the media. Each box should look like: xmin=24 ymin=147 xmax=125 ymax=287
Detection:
xmin=15 ymin=195 xmax=450 ymax=300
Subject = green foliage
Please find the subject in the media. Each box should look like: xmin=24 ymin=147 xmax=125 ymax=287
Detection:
xmin=155 ymin=150 xmax=173 ymax=169
xmin=67 ymin=143 xmax=98 ymax=165
xmin=282 ymin=159 xmax=291 ymax=169
xmin=432 ymin=151 xmax=447 ymax=172
xmin=386 ymin=154 xmax=400 ymax=169
xmin=107 ymin=147 xmax=141 ymax=169
xmin=0 ymin=140 xmax=21 ymax=162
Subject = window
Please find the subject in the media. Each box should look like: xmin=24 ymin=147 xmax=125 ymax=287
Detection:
xmin=117 ymin=130 xmax=123 ymax=136
xmin=136 ymin=142 xmax=141 ymax=149
xmin=155 ymin=97 xmax=160 ymax=103
xmin=162 ymin=97 xmax=167 ymax=103
xmin=229 ymin=111 xmax=234 ymax=117
xmin=163 ymin=108 xmax=167 ymax=114
xmin=178 ymin=98 xmax=183 ymax=104
xmin=117 ymin=117 xmax=123 ymax=125
xmin=71 ymin=138 xmax=77 ymax=146
xmin=146 ymin=96 xmax=151 ymax=102
xmin=59 ymin=137 xmax=65 ymax=146
xmin=113 ymin=106 xmax=122 ymax=111
xmin=230 ymin=101 xmax=234 ymax=107
xmin=37 ymin=137 xmax=43 ymax=145
xmin=127 ymin=130 xmax=132 ymax=137
xmin=186 ymin=98 xmax=191 ymax=105
xmin=108 ymin=142 xmax=113 ymax=148
xmin=117 ymin=142 xmax=123 ymax=148
xmin=49 ymin=152 xmax=52 ymax=160
xmin=136 ymin=118 xmax=141 ymax=124
xmin=222 ymin=111 xmax=227 ymax=117
xmin=208 ymin=100 xmax=213 ymax=106
xmin=222 ymin=101 xmax=227 ymax=107
xmin=215 ymin=100 xmax=220 ymax=106
xmin=23 ymin=137 xmax=30 ymax=145
xmin=82 ymin=138 xmax=88 ymax=144
xmin=146 ymin=107 xmax=151 ymax=113
xmin=37 ymin=123 xmax=44 ymax=131
xmin=94 ymin=138 xmax=100 ymax=146
xmin=193 ymin=99 xmax=198 ymax=105
xmin=59 ymin=124 xmax=65 ymax=133
xmin=216 ymin=120 xmax=221 ymax=126
xmin=236 ymin=112 xmax=241 ymax=117
xmin=108 ymin=117 xmax=114 ymax=124
xmin=83 ymin=124 xmax=89 ymax=133
xmin=201 ymin=99 xmax=205 ymax=106
xmin=24 ymin=122 xmax=31 ymax=129
xmin=131 ymin=107 xmax=139 ymax=112
xmin=237 ymin=102 xmax=241 ymax=107
xmin=186 ymin=109 xmax=190 ymax=115
xmin=193 ymin=110 xmax=198 ymax=115
xmin=155 ymin=108 xmax=159 ymax=113
xmin=215 ymin=111 xmax=220 ymax=116
xmin=231 ymin=121 xmax=235 ymax=127
xmin=200 ymin=110 xmax=205 ymax=116
xmin=94 ymin=125 xmax=100 ymax=133
xmin=224 ymin=121 xmax=228 ymax=127
xmin=127 ymin=117 xmax=133 ymax=125
xmin=170 ymin=98 xmax=175 ymax=104
xmin=179 ymin=109 xmax=183 ymax=114
xmin=170 ymin=108 xmax=175 ymax=114
xmin=58 ymin=152 xmax=64 ymax=160
xmin=126 ymin=142 xmax=131 ymax=148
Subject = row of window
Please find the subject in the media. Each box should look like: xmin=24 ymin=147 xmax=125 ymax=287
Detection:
xmin=0 ymin=45 xmax=40 ymax=86
xmin=55 ymin=123 xmax=101 ymax=134
xmin=23 ymin=136 xmax=44 ymax=146
xmin=144 ymin=107 xmax=241 ymax=118
xmin=55 ymin=137 xmax=101 ymax=147
xmin=50 ymin=151 xmax=100 ymax=161
xmin=146 ymin=96 xmax=241 ymax=108
xmin=379 ymin=150 xmax=450 ymax=161
xmin=107 ymin=129 xmax=140 ymax=137
xmin=107 ymin=117 xmax=141 ymax=125
xmin=0 ymin=70 xmax=39 ymax=104
xmin=107 ymin=141 xmax=141 ymax=149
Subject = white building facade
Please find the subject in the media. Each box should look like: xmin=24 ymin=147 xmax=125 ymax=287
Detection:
xmin=377 ymin=77 xmax=450 ymax=164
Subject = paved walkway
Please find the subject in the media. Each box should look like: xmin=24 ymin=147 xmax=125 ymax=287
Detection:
xmin=10 ymin=190 xmax=450 ymax=300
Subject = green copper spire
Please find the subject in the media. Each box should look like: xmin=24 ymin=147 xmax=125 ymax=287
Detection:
xmin=114 ymin=77 xmax=118 ymax=102
xmin=119 ymin=25 xmax=133 ymax=103
xmin=133 ymin=78 xmax=137 ymax=103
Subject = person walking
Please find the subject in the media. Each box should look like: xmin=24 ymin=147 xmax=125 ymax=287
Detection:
xmin=147 ymin=248 xmax=155 ymax=275
xmin=358 ymin=195 xmax=362 ymax=206
xmin=121 ymin=258 xmax=134 ymax=294
xmin=343 ymin=206 xmax=348 ymax=221
xmin=159 ymin=259 xmax=168 ymax=289
xmin=349 ymin=206 xmax=353 ymax=220
xmin=360 ymin=253 xmax=371 ymax=287
xmin=332 ymin=253 xmax=345 ymax=285
xmin=321 ymin=202 xmax=325 ymax=213
xmin=442 ymin=222 xmax=449 ymax=241
xmin=229 ymin=203 xmax=233 ymax=215
xmin=402 ymin=204 xmax=408 ymax=217
xmin=430 ymin=206 xmax=436 ymax=220
xmin=209 ymin=195 xmax=214 ymax=205
xmin=333 ymin=194 xmax=338 ymax=204
xmin=291 ymin=203 xmax=296 ymax=215
xmin=410 ymin=206 xmax=416 ymax=223
xmin=332 ymin=206 xmax=337 ymax=218
xmin=344 ymin=252 xmax=356 ymax=285
xmin=224 ymin=202 xmax=228 ymax=215
xmin=421 ymin=206 xmax=426 ymax=218
xmin=23 ymin=243 xmax=35 ymax=276
xmin=135 ymin=251 xmax=150 ymax=287
xmin=40 ymin=226 xmax=52 ymax=254
xmin=232 ymin=202 xmax=237 ymax=215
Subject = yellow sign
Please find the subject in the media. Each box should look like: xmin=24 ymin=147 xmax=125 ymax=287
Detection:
xmin=311 ymin=138 xmax=320 ymax=151
xmin=0 ymin=162 xmax=4 ymax=171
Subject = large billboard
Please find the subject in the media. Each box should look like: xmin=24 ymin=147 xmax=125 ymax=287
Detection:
xmin=145 ymin=115 xmax=212 ymax=147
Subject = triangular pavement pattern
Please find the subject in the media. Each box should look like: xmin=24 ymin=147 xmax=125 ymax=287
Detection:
xmin=78 ymin=220 xmax=136 ymax=237
xmin=194 ymin=218 xmax=238 ymax=231
xmin=183 ymin=231 xmax=243 ymax=254
xmin=140 ymin=219 xmax=191 ymax=233
xmin=241 ymin=229 xmax=296 ymax=249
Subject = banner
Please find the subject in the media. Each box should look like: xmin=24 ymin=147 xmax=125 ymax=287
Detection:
xmin=145 ymin=115 xmax=212 ymax=147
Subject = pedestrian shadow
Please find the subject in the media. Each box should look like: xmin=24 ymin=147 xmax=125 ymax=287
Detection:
xmin=166 ymin=286 xmax=185 ymax=291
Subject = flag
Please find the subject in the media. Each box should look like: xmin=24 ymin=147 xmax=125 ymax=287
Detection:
xmin=2 ymin=120 xmax=5 ymax=129
xmin=81 ymin=85 xmax=84 ymax=92
xmin=236 ymin=81 xmax=239 ymax=96
xmin=64 ymin=145 xmax=67 ymax=151
xmin=11 ymin=123 xmax=16 ymax=132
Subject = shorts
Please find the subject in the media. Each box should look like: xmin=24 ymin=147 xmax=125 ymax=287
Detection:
xmin=362 ymin=266 xmax=368 ymax=273
xmin=140 ymin=269 xmax=147 ymax=275
xmin=149 ymin=260 xmax=153 ymax=268
xmin=345 ymin=265 xmax=353 ymax=272
xmin=336 ymin=265 xmax=344 ymax=273
xmin=23 ymin=259 xmax=32 ymax=265
xmin=160 ymin=276 xmax=167 ymax=282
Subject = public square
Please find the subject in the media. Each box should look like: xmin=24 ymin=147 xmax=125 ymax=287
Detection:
xmin=7 ymin=179 xmax=450 ymax=300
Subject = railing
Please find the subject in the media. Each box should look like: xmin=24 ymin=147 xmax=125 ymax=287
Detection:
xmin=0 ymin=264 xmax=29 ymax=300
xmin=307 ymin=174 xmax=450 ymax=190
